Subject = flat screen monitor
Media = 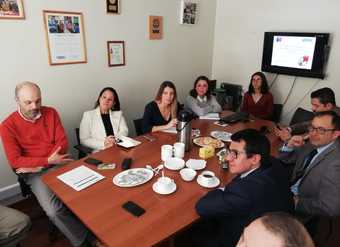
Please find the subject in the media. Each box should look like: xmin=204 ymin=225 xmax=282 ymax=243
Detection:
xmin=261 ymin=32 xmax=329 ymax=79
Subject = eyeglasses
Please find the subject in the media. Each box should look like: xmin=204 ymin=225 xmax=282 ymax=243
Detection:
xmin=308 ymin=125 xmax=336 ymax=135
xmin=226 ymin=148 xmax=247 ymax=159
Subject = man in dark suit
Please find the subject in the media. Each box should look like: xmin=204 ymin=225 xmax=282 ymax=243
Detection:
xmin=275 ymin=87 xmax=340 ymax=142
xmin=194 ymin=129 xmax=294 ymax=247
xmin=279 ymin=111 xmax=340 ymax=217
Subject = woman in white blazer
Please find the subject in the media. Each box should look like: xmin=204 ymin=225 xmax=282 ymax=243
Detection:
xmin=79 ymin=87 xmax=129 ymax=150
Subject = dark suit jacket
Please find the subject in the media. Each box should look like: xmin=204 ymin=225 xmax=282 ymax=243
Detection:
xmin=195 ymin=158 xmax=294 ymax=247
xmin=279 ymin=139 xmax=340 ymax=217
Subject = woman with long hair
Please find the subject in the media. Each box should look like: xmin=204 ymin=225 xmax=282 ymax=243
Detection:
xmin=79 ymin=87 xmax=128 ymax=150
xmin=184 ymin=75 xmax=222 ymax=116
xmin=241 ymin=72 xmax=273 ymax=120
xmin=142 ymin=81 xmax=179 ymax=133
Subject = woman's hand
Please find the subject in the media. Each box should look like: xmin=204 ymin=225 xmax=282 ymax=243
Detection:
xmin=104 ymin=136 xmax=115 ymax=148
xmin=287 ymin=135 xmax=305 ymax=148
xmin=167 ymin=118 xmax=178 ymax=128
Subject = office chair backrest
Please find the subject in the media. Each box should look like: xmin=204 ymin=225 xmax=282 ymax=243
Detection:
xmin=290 ymin=107 xmax=314 ymax=126
xmin=134 ymin=118 xmax=143 ymax=136
xmin=220 ymin=82 xmax=243 ymax=111
xmin=272 ymin=104 xmax=283 ymax=123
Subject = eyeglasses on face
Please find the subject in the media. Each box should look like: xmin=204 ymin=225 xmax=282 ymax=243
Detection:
xmin=308 ymin=125 xmax=336 ymax=135
xmin=226 ymin=148 xmax=247 ymax=159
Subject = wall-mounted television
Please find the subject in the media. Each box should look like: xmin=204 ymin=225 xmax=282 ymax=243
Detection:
xmin=261 ymin=32 xmax=330 ymax=79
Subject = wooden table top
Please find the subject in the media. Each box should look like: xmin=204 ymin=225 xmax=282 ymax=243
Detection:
xmin=42 ymin=114 xmax=282 ymax=247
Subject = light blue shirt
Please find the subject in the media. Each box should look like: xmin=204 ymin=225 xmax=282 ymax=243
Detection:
xmin=290 ymin=141 xmax=335 ymax=195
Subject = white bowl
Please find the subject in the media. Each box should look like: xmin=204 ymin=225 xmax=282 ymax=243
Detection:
xmin=164 ymin=157 xmax=185 ymax=170
xmin=180 ymin=168 xmax=197 ymax=182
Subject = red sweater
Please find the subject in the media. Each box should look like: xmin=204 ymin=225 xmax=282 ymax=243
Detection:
xmin=1 ymin=106 xmax=68 ymax=169
xmin=241 ymin=92 xmax=274 ymax=120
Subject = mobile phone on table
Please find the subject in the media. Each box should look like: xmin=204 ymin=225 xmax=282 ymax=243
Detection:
xmin=122 ymin=201 xmax=145 ymax=217
xmin=84 ymin=157 xmax=102 ymax=166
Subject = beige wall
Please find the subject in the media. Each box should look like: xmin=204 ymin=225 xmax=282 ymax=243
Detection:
xmin=212 ymin=0 xmax=340 ymax=123
xmin=0 ymin=0 xmax=217 ymax=196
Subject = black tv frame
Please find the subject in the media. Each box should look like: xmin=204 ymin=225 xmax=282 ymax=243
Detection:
xmin=261 ymin=32 xmax=330 ymax=79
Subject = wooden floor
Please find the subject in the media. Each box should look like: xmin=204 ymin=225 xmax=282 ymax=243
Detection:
xmin=9 ymin=197 xmax=340 ymax=247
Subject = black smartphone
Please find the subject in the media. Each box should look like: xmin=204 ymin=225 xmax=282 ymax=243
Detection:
xmin=83 ymin=157 xmax=102 ymax=166
xmin=122 ymin=201 xmax=145 ymax=217
xmin=275 ymin=124 xmax=282 ymax=130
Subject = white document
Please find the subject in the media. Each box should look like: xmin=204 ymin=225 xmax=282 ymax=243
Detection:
xmin=199 ymin=113 xmax=220 ymax=120
xmin=117 ymin=136 xmax=141 ymax=148
xmin=57 ymin=165 xmax=105 ymax=191
xmin=161 ymin=127 xmax=177 ymax=134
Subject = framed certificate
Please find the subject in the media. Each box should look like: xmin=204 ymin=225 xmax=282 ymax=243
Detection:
xmin=107 ymin=41 xmax=125 ymax=67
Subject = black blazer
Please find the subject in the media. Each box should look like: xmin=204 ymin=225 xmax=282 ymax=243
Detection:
xmin=196 ymin=158 xmax=294 ymax=247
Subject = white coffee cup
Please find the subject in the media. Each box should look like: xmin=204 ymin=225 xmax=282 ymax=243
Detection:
xmin=161 ymin=145 xmax=173 ymax=161
xmin=180 ymin=168 xmax=197 ymax=182
xmin=199 ymin=171 xmax=216 ymax=186
xmin=156 ymin=176 xmax=174 ymax=193
xmin=174 ymin=142 xmax=185 ymax=158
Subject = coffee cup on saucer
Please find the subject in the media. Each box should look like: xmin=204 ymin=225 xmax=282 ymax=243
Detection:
xmin=180 ymin=168 xmax=197 ymax=182
xmin=197 ymin=170 xmax=219 ymax=188
xmin=154 ymin=176 xmax=176 ymax=194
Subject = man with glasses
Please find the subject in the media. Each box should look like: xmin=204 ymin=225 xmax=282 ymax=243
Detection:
xmin=275 ymin=87 xmax=340 ymax=142
xmin=279 ymin=111 xmax=340 ymax=217
xmin=194 ymin=129 xmax=294 ymax=247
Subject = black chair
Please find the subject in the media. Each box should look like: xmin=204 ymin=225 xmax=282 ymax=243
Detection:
xmin=289 ymin=107 xmax=314 ymax=126
xmin=271 ymin=104 xmax=283 ymax=123
xmin=73 ymin=128 xmax=93 ymax=159
xmin=219 ymin=82 xmax=243 ymax=111
xmin=133 ymin=118 xmax=143 ymax=136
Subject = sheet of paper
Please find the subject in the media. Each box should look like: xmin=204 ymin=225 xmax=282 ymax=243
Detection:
xmin=199 ymin=113 xmax=220 ymax=120
xmin=57 ymin=165 xmax=105 ymax=191
xmin=161 ymin=127 xmax=177 ymax=134
xmin=117 ymin=136 xmax=142 ymax=148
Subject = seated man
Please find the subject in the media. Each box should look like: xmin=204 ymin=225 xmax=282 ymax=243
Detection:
xmin=275 ymin=87 xmax=340 ymax=142
xmin=195 ymin=129 xmax=294 ymax=247
xmin=0 ymin=204 xmax=31 ymax=247
xmin=279 ymin=111 xmax=340 ymax=217
xmin=0 ymin=82 xmax=91 ymax=247
xmin=236 ymin=212 xmax=314 ymax=247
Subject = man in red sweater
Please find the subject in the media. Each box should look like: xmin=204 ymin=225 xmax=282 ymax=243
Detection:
xmin=1 ymin=82 xmax=91 ymax=247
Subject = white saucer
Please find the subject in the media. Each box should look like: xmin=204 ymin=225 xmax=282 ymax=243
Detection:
xmin=197 ymin=175 xmax=220 ymax=188
xmin=152 ymin=182 xmax=177 ymax=195
xmin=164 ymin=157 xmax=185 ymax=170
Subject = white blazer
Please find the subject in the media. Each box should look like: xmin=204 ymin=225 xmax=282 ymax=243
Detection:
xmin=79 ymin=107 xmax=129 ymax=150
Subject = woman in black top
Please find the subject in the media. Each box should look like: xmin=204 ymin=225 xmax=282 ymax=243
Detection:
xmin=142 ymin=81 xmax=179 ymax=133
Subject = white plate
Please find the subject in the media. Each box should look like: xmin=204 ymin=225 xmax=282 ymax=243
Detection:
xmin=186 ymin=159 xmax=206 ymax=170
xmin=210 ymin=131 xmax=232 ymax=142
xmin=193 ymin=137 xmax=225 ymax=149
xmin=164 ymin=157 xmax=185 ymax=170
xmin=197 ymin=175 xmax=220 ymax=188
xmin=113 ymin=168 xmax=153 ymax=187
xmin=152 ymin=182 xmax=177 ymax=195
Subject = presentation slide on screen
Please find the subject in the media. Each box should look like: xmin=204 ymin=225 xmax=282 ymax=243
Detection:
xmin=271 ymin=36 xmax=316 ymax=70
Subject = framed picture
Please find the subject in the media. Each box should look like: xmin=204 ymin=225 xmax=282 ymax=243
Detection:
xmin=149 ymin=16 xmax=163 ymax=40
xmin=107 ymin=0 xmax=119 ymax=14
xmin=43 ymin=10 xmax=87 ymax=65
xmin=107 ymin=41 xmax=125 ymax=67
xmin=0 ymin=0 xmax=25 ymax=19
xmin=179 ymin=0 xmax=198 ymax=25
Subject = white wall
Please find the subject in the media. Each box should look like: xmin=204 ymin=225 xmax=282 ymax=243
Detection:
xmin=212 ymin=0 xmax=340 ymax=123
xmin=0 ymin=0 xmax=217 ymax=194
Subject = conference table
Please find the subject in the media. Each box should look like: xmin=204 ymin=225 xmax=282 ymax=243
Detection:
xmin=42 ymin=112 xmax=282 ymax=247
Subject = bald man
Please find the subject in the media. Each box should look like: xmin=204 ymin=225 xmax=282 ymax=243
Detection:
xmin=236 ymin=212 xmax=314 ymax=247
xmin=1 ymin=82 xmax=90 ymax=247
